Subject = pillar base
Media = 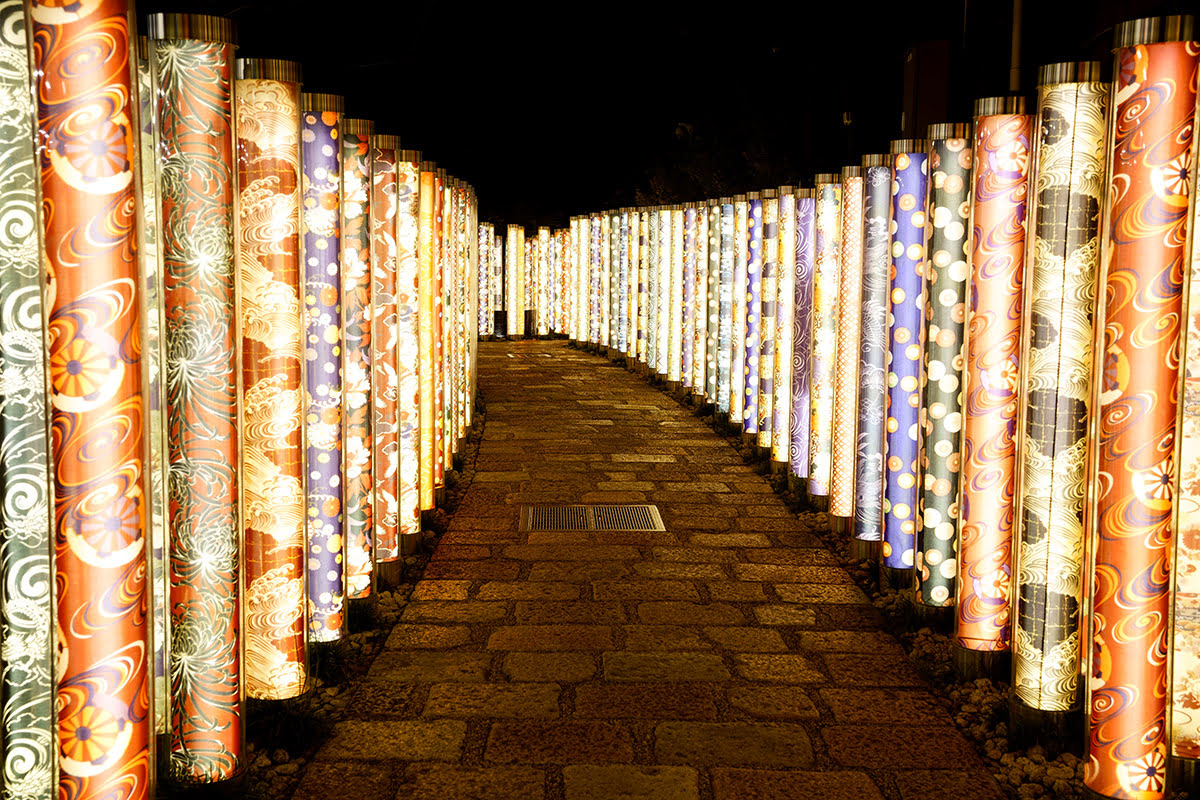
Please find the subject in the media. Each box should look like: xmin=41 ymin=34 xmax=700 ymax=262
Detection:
xmin=399 ymin=531 xmax=421 ymax=556
xmin=376 ymin=559 xmax=403 ymax=591
xmin=807 ymin=492 xmax=829 ymax=511
xmin=829 ymin=516 xmax=851 ymax=536
xmin=850 ymin=538 xmax=879 ymax=563
xmin=1008 ymin=699 xmax=1081 ymax=751
xmin=953 ymin=646 xmax=1010 ymax=682
xmin=741 ymin=431 xmax=757 ymax=450
xmin=787 ymin=472 xmax=803 ymax=496
xmin=908 ymin=601 xmax=954 ymax=629
xmin=770 ymin=459 xmax=788 ymax=475
xmin=880 ymin=565 xmax=911 ymax=591
xmin=667 ymin=380 xmax=681 ymax=393
xmin=1170 ymin=757 xmax=1198 ymax=799
xmin=436 ymin=486 xmax=447 ymax=506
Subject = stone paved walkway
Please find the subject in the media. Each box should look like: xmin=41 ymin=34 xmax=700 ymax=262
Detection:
xmin=293 ymin=339 xmax=1003 ymax=800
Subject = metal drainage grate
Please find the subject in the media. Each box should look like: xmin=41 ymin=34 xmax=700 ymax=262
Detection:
xmin=520 ymin=505 xmax=665 ymax=532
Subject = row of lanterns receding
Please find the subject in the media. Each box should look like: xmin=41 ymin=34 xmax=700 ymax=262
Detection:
xmin=476 ymin=17 xmax=1199 ymax=800
xmin=0 ymin=2 xmax=480 ymax=797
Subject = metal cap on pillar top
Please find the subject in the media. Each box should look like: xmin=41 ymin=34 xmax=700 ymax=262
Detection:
xmin=300 ymin=93 xmax=344 ymax=113
xmin=927 ymin=122 xmax=971 ymax=140
xmin=372 ymin=134 xmax=400 ymax=150
xmin=973 ymin=95 xmax=1027 ymax=116
xmin=1036 ymin=61 xmax=1102 ymax=86
xmin=342 ymin=118 xmax=374 ymax=136
xmin=813 ymin=173 xmax=839 ymax=185
xmin=235 ymin=57 xmax=301 ymax=82
xmin=889 ymin=139 xmax=928 ymax=154
xmin=148 ymin=12 xmax=237 ymax=43
xmin=861 ymin=153 xmax=890 ymax=168
xmin=1113 ymin=14 xmax=1194 ymax=47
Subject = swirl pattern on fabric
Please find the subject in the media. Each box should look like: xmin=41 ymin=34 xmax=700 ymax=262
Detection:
xmin=1012 ymin=80 xmax=1108 ymax=713
xmin=790 ymin=196 xmax=815 ymax=478
xmin=1087 ymin=40 xmax=1197 ymax=800
xmin=31 ymin=0 xmax=152 ymax=794
xmin=0 ymin=0 xmax=56 ymax=794
xmin=956 ymin=112 xmax=1031 ymax=651
xmin=809 ymin=182 xmax=842 ymax=496
xmin=855 ymin=167 xmax=892 ymax=541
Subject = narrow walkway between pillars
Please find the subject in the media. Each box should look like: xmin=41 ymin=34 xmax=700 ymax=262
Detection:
xmin=293 ymin=339 xmax=1002 ymax=800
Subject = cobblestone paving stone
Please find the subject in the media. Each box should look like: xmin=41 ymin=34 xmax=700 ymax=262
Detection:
xmin=294 ymin=340 xmax=1003 ymax=800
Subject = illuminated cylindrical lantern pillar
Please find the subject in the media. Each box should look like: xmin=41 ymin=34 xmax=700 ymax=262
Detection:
xmin=494 ymin=231 xmax=504 ymax=336
xmin=419 ymin=165 xmax=440 ymax=509
xmin=882 ymin=140 xmax=929 ymax=580
xmin=628 ymin=210 xmax=640 ymax=359
xmin=955 ymin=98 xmax=1031 ymax=669
xmin=146 ymin=12 xmax=243 ymax=780
xmin=758 ymin=191 xmax=778 ymax=446
xmin=614 ymin=211 xmax=624 ymax=352
xmin=808 ymin=175 xmax=842 ymax=503
xmin=772 ymin=188 xmax=796 ymax=466
xmin=0 ymin=0 xmax=54 ymax=791
xmin=706 ymin=201 xmax=721 ymax=400
xmin=716 ymin=200 xmax=735 ymax=415
xmin=136 ymin=34 xmax=169 ymax=739
xmin=790 ymin=189 xmax=817 ymax=480
xmin=1009 ymin=62 xmax=1107 ymax=735
xmin=647 ymin=208 xmax=660 ymax=369
xmin=600 ymin=212 xmax=612 ymax=348
xmin=575 ymin=217 xmax=587 ymax=343
xmin=505 ymin=222 xmax=523 ymax=338
xmin=539 ymin=225 xmax=552 ymax=337
xmin=614 ymin=210 xmax=625 ymax=348
xmin=236 ymin=57 xmax=308 ymax=701
xmin=743 ymin=193 xmax=763 ymax=432
xmin=730 ymin=196 xmax=749 ymax=423
xmin=396 ymin=150 xmax=422 ymax=554
xmin=300 ymin=92 xmax=345 ymax=638
xmin=369 ymin=135 xmax=400 ymax=569
xmin=669 ymin=205 xmax=685 ymax=383
xmin=478 ymin=224 xmax=491 ymax=336
xmin=830 ymin=168 xmax=864 ymax=522
xmin=591 ymin=212 xmax=604 ymax=346
xmin=854 ymin=156 xmax=893 ymax=554
xmin=1087 ymin=18 xmax=1197 ymax=798
xmin=916 ymin=123 xmax=973 ymax=609
xmin=339 ymin=118 xmax=374 ymax=597
xmin=433 ymin=170 xmax=446 ymax=488
xmin=682 ymin=204 xmax=697 ymax=388
xmin=637 ymin=210 xmax=649 ymax=363
xmin=657 ymin=207 xmax=673 ymax=377
xmin=693 ymin=203 xmax=709 ymax=395
xmin=567 ymin=218 xmax=578 ymax=340
xmin=35 ymin=0 xmax=154 ymax=788
xmin=1177 ymin=79 xmax=1200 ymax=777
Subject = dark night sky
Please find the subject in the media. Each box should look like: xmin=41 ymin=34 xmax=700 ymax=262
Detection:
xmin=140 ymin=0 xmax=1192 ymax=229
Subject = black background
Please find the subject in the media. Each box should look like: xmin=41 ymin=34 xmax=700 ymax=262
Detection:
xmin=139 ymin=0 xmax=1193 ymax=228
